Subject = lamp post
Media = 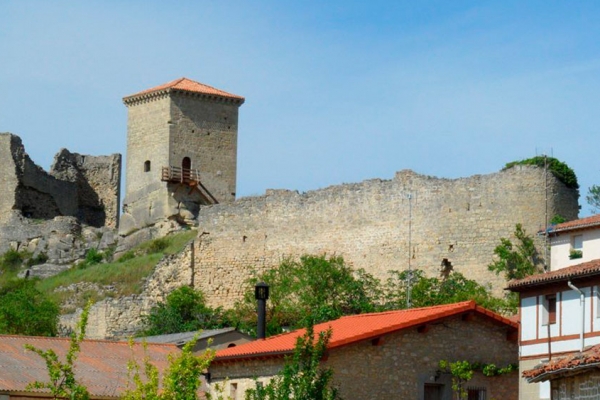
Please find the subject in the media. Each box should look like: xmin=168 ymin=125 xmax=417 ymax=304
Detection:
xmin=255 ymin=282 xmax=270 ymax=339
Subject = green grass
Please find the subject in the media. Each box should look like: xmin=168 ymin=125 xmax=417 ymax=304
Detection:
xmin=35 ymin=229 xmax=198 ymax=309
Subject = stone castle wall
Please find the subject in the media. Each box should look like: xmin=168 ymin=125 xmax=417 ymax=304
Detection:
xmin=0 ymin=132 xmax=121 ymax=231
xmin=192 ymin=166 xmax=578 ymax=308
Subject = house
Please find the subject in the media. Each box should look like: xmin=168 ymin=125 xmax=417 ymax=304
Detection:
xmin=523 ymin=343 xmax=600 ymax=399
xmin=507 ymin=259 xmax=600 ymax=400
xmin=548 ymin=214 xmax=600 ymax=270
xmin=208 ymin=301 xmax=519 ymax=400
xmin=138 ymin=327 xmax=253 ymax=353
xmin=0 ymin=335 xmax=179 ymax=399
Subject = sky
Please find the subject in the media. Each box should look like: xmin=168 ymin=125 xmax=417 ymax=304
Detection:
xmin=0 ymin=1 xmax=598 ymax=216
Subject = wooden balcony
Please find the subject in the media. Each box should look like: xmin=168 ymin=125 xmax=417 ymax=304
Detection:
xmin=161 ymin=166 xmax=219 ymax=204
xmin=161 ymin=166 xmax=200 ymax=185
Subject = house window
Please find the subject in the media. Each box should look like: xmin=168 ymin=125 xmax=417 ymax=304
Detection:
xmin=144 ymin=160 xmax=151 ymax=172
xmin=542 ymin=294 xmax=557 ymax=325
xmin=424 ymin=383 xmax=443 ymax=400
xmin=570 ymin=235 xmax=583 ymax=259
xmin=467 ymin=387 xmax=487 ymax=400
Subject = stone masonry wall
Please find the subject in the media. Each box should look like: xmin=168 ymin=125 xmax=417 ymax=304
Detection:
xmin=209 ymin=314 xmax=518 ymax=400
xmin=170 ymin=94 xmax=239 ymax=203
xmin=193 ymin=166 xmax=578 ymax=308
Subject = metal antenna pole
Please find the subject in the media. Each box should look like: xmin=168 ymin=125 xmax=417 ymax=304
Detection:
xmin=544 ymin=154 xmax=549 ymax=272
xmin=407 ymin=193 xmax=413 ymax=308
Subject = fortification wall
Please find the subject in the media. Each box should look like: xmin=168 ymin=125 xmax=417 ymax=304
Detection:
xmin=0 ymin=132 xmax=121 ymax=229
xmin=192 ymin=166 xmax=578 ymax=308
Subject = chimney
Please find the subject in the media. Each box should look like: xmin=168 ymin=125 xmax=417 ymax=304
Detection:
xmin=255 ymin=282 xmax=270 ymax=339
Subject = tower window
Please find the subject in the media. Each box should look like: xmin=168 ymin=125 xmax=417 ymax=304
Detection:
xmin=182 ymin=157 xmax=191 ymax=170
xmin=144 ymin=160 xmax=151 ymax=172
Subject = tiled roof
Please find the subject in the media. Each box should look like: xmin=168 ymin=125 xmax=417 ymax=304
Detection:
xmin=523 ymin=344 xmax=600 ymax=382
xmin=507 ymin=259 xmax=600 ymax=291
xmin=0 ymin=335 xmax=179 ymax=398
xmin=214 ymin=301 xmax=517 ymax=362
xmin=550 ymin=214 xmax=600 ymax=234
xmin=123 ymin=77 xmax=244 ymax=103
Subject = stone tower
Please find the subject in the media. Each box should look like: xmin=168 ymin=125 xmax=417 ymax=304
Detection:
xmin=119 ymin=78 xmax=245 ymax=234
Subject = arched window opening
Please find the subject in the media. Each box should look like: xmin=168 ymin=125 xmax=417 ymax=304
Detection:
xmin=182 ymin=157 xmax=191 ymax=170
xmin=144 ymin=160 xmax=151 ymax=172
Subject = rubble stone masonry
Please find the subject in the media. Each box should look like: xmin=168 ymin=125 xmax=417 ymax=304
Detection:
xmin=193 ymin=166 xmax=578 ymax=308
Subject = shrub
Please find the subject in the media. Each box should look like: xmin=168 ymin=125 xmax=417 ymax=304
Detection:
xmin=147 ymin=237 xmax=169 ymax=254
xmin=0 ymin=249 xmax=26 ymax=272
xmin=504 ymin=156 xmax=578 ymax=189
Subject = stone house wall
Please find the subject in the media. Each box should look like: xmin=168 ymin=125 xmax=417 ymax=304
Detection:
xmin=193 ymin=166 xmax=579 ymax=308
xmin=208 ymin=314 xmax=519 ymax=400
xmin=551 ymin=371 xmax=600 ymax=399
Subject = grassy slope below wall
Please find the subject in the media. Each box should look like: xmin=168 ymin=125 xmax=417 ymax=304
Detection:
xmin=35 ymin=229 xmax=197 ymax=310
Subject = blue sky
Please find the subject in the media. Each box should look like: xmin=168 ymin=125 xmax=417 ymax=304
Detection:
xmin=1 ymin=1 xmax=598 ymax=216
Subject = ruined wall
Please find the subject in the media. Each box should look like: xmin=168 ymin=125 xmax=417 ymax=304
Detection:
xmin=50 ymin=149 xmax=122 ymax=228
xmin=192 ymin=166 xmax=578 ymax=308
xmin=0 ymin=132 xmax=121 ymax=229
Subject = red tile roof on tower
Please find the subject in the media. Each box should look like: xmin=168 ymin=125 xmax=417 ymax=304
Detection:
xmin=0 ymin=335 xmax=179 ymax=398
xmin=213 ymin=301 xmax=518 ymax=362
xmin=507 ymin=259 xmax=600 ymax=291
xmin=523 ymin=343 xmax=600 ymax=382
xmin=549 ymin=214 xmax=600 ymax=234
xmin=123 ymin=77 xmax=245 ymax=103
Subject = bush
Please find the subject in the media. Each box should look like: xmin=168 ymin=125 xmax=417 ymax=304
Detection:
xmin=26 ymin=252 xmax=49 ymax=267
xmin=504 ymin=156 xmax=579 ymax=189
xmin=0 ymin=279 xmax=59 ymax=336
xmin=0 ymin=249 xmax=26 ymax=272
xmin=147 ymin=237 xmax=170 ymax=254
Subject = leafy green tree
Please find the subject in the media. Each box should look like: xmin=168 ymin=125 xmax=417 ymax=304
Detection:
xmin=383 ymin=270 xmax=515 ymax=314
xmin=586 ymin=185 xmax=600 ymax=214
xmin=142 ymin=286 xmax=227 ymax=336
xmin=25 ymin=301 xmax=92 ymax=400
xmin=244 ymin=325 xmax=340 ymax=400
xmin=122 ymin=336 xmax=215 ymax=400
xmin=0 ymin=279 xmax=60 ymax=336
xmin=488 ymin=223 xmax=541 ymax=280
xmin=231 ymin=255 xmax=381 ymax=336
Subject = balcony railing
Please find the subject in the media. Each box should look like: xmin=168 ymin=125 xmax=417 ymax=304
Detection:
xmin=161 ymin=166 xmax=219 ymax=204
xmin=161 ymin=166 xmax=200 ymax=185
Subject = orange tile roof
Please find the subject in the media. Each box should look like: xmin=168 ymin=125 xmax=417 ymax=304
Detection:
xmin=550 ymin=214 xmax=600 ymax=234
xmin=507 ymin=259 xmax=600 ymax=291
xmin=123 ymin=77 xmax=244 ymax=103
xmin=523 ymin=344 xmax=600 ymax=382
xmin=214 ymin=301 xmax=517 ymax=362
xmin=0 ymin=335 xmax=179 ymax=398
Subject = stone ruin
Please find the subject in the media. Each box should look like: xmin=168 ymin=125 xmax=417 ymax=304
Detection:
xmin=0 ymin=133 xmax=121 ymax=268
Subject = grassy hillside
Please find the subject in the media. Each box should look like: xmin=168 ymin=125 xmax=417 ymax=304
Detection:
xmin=1 ymin=229 xmax=198 ymax=312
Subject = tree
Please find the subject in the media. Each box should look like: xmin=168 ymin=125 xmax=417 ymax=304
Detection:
xmin=243 ymin=324 xmax=340 ymax=400
xmin=230 ymin=255 xmax=381 ymax=336
xmin=586 ymin=185 xmax=600 ymax=214
xmin=122 ymin=336 xmax=215 ymax=400
xmin=488 ymin=223 xmax=541 ymax=281
xmin=0 ymin=279 xmax=59 ymax=336
xmin=25 ymin=301 xmax=92 ymax=400
xmin=142 ymin=286 xmax=227 ymax=336
xmin=383 ymin=270 xmax=515 ymax=314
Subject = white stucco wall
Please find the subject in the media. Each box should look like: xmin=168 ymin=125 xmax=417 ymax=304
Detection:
xmin=550 ymin=228 xmax=600 ymax=270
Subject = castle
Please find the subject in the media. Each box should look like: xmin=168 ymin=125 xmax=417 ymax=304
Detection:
xmin=0 ymin=78 xmax=582 ymax=337
xmin=118 ymin=77 xmax=245 ymax=235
